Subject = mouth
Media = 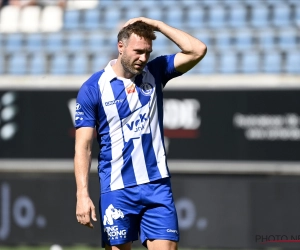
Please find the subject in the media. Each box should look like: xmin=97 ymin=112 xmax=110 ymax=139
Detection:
xmin=135 ymin=64 xmax=144 ymax=69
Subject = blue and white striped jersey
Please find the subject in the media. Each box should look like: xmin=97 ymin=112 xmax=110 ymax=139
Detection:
xmin=75 ymin=54 xmax=182 ymax=193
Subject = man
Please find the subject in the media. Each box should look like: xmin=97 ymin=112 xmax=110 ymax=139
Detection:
xmin=74 ymin=17 xmax=207 ymax=250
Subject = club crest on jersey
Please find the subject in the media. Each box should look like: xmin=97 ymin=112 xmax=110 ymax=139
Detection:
xmin=126 ymin=83 xmax=136 ymax=94
xmin=140 ymin=82 xmax=154 ymax=96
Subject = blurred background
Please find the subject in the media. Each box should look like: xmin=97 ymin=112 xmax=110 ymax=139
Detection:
xmin=0 ymin=0 xmax=300 ymax=249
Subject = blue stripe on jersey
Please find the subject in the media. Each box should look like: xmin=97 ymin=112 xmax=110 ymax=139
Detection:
xmin=141 ymin=133 xmax=162 ymax=180
xmin=98 ymin=84 xmax=112 ymax=160
xmin=97 ymin=76 xmax=113 ymax=182
xmin=152 ymin=68 xmax=170 ymax=174
xmin=111 ymin=79 xmax=131 ymax=119
xmin=121 ymin=139 xmax=137 ymax=185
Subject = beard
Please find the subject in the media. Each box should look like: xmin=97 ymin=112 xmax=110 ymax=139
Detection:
xmin=120 ymin=53 xmax=144 ymax=76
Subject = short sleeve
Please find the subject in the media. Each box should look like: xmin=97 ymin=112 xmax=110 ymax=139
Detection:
xmin=75 ymin=74 xmax=100 ymax=129
xmin=147 ymin=54 xmax=183 ymax=87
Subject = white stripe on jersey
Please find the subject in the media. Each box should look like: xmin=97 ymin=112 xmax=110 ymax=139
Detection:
xmin=132 ymin=138 xmax=150 ymax=184
xmin=125 ymin=79 xmax=141 ymax=113
xmin=99 ymin=73 xmax=125 ymax=190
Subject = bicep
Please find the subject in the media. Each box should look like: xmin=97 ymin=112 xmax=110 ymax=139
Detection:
xmin=75 ymin=127 xmax=94 ymax=152
xmin=174 ymin=52 xmax=203 ymax=73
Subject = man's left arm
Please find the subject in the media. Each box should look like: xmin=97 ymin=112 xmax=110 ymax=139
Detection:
xmin=124 ymin=17 xmax=207 ymax=73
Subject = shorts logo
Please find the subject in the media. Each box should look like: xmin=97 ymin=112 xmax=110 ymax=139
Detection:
xmin=140 ymin=82 xmax=153 ymax=96
xmin=167 ymin=229 xmax=178 ymax=234
xmin=103 ymin=204 xmax=126 ymax=241
xmin=103 ymin=204 xmax=124 ymax=226
xmin=75 ymin=103 xmax=81 ymax=110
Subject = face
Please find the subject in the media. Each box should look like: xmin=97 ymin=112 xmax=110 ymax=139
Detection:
xmin=119 ymin=33 xmax=152 ymax=76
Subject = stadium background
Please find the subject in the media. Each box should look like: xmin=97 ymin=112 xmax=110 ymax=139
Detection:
xmin=0 ymin=0 xmax=300 ymax=249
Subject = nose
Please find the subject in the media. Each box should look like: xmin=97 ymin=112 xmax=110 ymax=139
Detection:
xmin=139 ymin=53 xmax=147 ymax=62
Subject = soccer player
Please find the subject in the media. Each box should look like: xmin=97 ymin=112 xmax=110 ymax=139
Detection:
xmin=74 ymin=17 xmax=207 ymax=250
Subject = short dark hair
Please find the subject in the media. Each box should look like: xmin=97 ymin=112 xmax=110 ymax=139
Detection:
xmin=117 ymin=21 xmax=156 ymax=44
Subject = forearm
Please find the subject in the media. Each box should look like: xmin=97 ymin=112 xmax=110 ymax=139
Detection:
xmin=74 ymin=146 xmax=92 ymax=197
xmin=155 ymin=21 xmax=206 ymax=57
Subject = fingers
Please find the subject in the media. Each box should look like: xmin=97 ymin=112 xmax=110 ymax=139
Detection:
xmin=76 ymin=212 xmax=94 ymax=228
xmin=76 ymin=199 xmax=97 ymax=229
xmin=91 ymin=206 xmax=97 ymax=222
xmin=123 ymin=17 xmax=144 ymax=28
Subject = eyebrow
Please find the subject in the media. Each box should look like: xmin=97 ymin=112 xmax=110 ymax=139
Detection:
xmin=134 ymin=49 xmax=153 ymax=53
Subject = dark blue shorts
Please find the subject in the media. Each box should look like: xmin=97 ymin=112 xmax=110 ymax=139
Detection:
xmin=99 ymin=177 xmax=179 ymax=247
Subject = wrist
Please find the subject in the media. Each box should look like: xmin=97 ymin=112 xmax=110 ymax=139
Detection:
xmin=76 ymin=189 xmax=89 ymax=198
xmin=155 ymin=20 xmax=163 ymax=32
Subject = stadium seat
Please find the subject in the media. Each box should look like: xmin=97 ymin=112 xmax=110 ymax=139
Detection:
xmin=29 ymin=52 xmax=47 ymax=74
xmin=271 ymin=2 xmax=291 ymax=27
xmin=8 ymin=53 xmax=28 ymax=75
xmin=50 ymin=52 xmax=70 ymax=75
xmin=91 ymin=53 xmax=111 ymax=72
xmin=214 ymin=30 xmax=233 ymax=49
xmin=249 ymin=3 xmax=270 ymax=28
xmin=25 ymin=33 xmax=44 ymax=52
xmin=19 ymin=6 xmax=41 ymax=33
xmin=94 ymin=0 xmax=115 ymax=8
xmin=262 ymin=51 xmax=282 ymax=73
xmin=234 ymin=29 xmax=254 ymax=50
xmin=240 ymin=51 xmax=261 ymax=73
xmin=257 ymin=29 xmax=276 ymax=50
xmin=123 ymin=6 xmax=144 ymax=21
xmin=164 ymin=6 xmax=184 ymax=30
xmin=288 ymin=0 xmax=300 ymax=4
xmin=86 ymin=32 xmax=107 ymax=53
xmin=66 ymin=32 xmax=85 ymax=52
xmin=102 ymin=7 xmax=122 ymax=30
xmin=105 ymin=32 xmax=118 ymax=50
xmin=82 ymin=9 xmax=101 ymax=30
xmin=5 ymin=33 xmax=24 ymax=53
xmin=145 ymin=7 xmax=164 ymax=22
xmin=186 ymin=6 xmax=206 ymax=29
xmin=63 ymin=10 xmax=81 ymax=30
xmin=45 ymin=33 xmax=64 ymax=53
xmin=67 ymin=0 xmax=98 ymax=9
xmin=219 ymin=52 xmax=238 ymax=74
xmin=0 ymin=6 xmax=20 ymax=32
xmin=277 ymin=29 xmax=298 ymax=49
xmin=284 ymin=51 xmax=300 ymax=73
xmin=207 ymin=5 xmax=227 ymax=29
xmin=40 ymin=6 xmax=63 ymax=32
xmin=137 ymin=0 xmax=161 ymax=8
xmin=195 ymin=51 xmax=216 ymax=74
xmin=152 ymin=32 xmax=169 ymax=51
xmin=201 ymin=0 xmax=222 ymax=7
xmin=0 ymin=53 xmax=4 ymax=74
xmin=70 ymin=53 xmax=89 ymax=75
xmin=116 ymin=0 xmax=140 ymax=8
xmin=295 ymin=4 xmax=300 ymax=26
xmin=228 ymin=4 xmax=247 ymax=28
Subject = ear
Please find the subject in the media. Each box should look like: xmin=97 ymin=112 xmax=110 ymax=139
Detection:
xmin=118 ymin=41 xmax=124 ymax=55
